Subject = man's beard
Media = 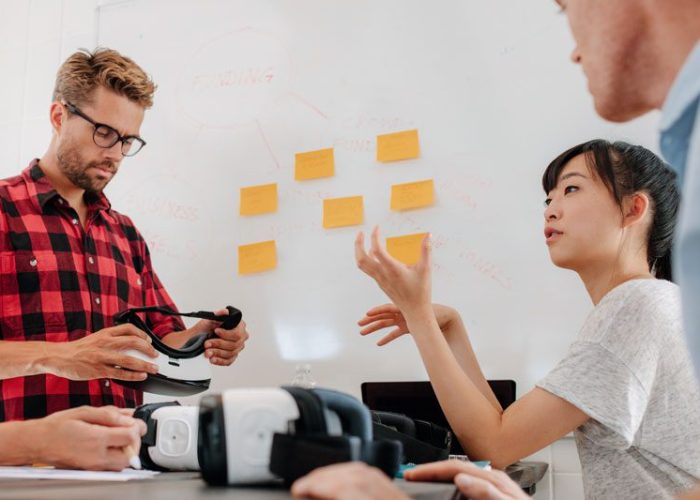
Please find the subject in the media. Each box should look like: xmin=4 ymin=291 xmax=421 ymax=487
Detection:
xmin=56 ymin=142 xmax=117 ymax=194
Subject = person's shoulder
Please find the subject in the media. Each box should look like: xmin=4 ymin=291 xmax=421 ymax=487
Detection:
xmin=106 ymin=207 xmax=134 ymax=225
xmin=606 ymin=279 xmax=679 ymax=314
xmin=0 ymin=173 xmax=26 ymax=197
xmin=582 ymin=279 xmax=682 ymax=343
xmin=104 ymin=208 xmax=145 ymax=242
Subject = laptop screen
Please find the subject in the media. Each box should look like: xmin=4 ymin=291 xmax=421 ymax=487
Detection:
xmin=361 ymin=380 xmax=516 ymax=455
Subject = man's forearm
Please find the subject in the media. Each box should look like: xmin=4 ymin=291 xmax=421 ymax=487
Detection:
xmin=0 ymin=419 xmax=40 ymax=465
xmin=0 ymin=341 xmax=57 ymax=379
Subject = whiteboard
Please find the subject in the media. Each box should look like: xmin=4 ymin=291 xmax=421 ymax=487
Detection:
xmin=4 ymin=0 xmax=661 ymax=403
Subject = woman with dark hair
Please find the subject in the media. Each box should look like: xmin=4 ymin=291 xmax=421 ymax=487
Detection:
xmin=354 ymin=140 xmax=700 ymax=499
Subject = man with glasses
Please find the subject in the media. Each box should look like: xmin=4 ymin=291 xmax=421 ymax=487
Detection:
xmin=0 ymin=48 xmax=249 ymax=422
xmin=63 ymin=101 xmax=147 ymax=158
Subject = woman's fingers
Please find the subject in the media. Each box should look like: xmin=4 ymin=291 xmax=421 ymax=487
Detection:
xmin=360 ymin=318 xmax=400 ymax=335
xmin=360 ymin=313 xmax=399 ymax=324
xmin=355 ymin=232 xmax=377 ymax=276
xmin=357 ymin=227 xmax=406 ymax=280
xmin=365 ymin=304 xmax=400 ymax=316
xmin=369 ymin=226 xmax=392 ymax=264
xmin=358 ymin=312 xmax=397 ymax=326
xmin=377 ymin=328 xmax=404 ymax=346
xmin=418 ymin=233 xmax=432 ymax=272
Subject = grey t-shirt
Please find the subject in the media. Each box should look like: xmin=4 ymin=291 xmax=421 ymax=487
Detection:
xmin=538 ymin=279 xmax=700 ymax=500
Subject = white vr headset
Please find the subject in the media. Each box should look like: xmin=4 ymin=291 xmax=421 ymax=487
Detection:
xmin=133 ymin=387 xmax=402 ymax=485
xmin=114 ymin=306 xmax=242 ymax=396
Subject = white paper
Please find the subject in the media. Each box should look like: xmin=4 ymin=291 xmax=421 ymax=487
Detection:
xmin=0 ymin=466 xmax=160 ymax=481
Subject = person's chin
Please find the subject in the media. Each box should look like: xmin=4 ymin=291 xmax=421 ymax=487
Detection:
xmin=92 ymin=171 xmax=114 ymax=186
xmin=593 ymin=92 xmax=650 ymax=123
xmin=87 ymin=178 xmax=109 ymax=193
xmin=547 ymin=249 xmax=575 ymax=270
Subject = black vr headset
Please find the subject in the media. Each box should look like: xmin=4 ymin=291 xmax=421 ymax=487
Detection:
xmin=371 ymin=410 xmax=452 ymax=464
xmin=266 ymin=387 xmax=402 ymax=486
xmin=114 ymin=305 xmax=242 ymax=396
xmin=134 ymin=387 xmax=402 ymax=485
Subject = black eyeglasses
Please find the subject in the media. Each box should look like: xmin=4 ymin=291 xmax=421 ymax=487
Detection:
xmin=64 ymin=102 xmax=146 ymax=157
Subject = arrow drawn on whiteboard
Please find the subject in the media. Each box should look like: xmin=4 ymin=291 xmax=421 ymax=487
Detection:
xmin=287 ymin=91 xmax=329 ymax=120
xmin=256 ymin=119 xmax=280 ymax=170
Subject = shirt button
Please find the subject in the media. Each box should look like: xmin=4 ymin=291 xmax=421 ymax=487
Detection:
xmin=137 ymin=278 xmax=142 ymax=286
xmin=105 ymin=380 xmax=110 ymax=387
xmin=58 ymin=198 xmax=64 ymax=204
xmin=95 ymin=297 xmax=101 ymax=305
xmin=72 ymin=218 xmax=79 ymax=225
xmin=88 ymin=256 xmax=95 ymax=264
xmin=29 ymin=258 xmax=38 ymax=267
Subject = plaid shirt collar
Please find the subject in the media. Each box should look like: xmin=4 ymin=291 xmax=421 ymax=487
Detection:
xmin=23 ymin=158 xmax=112 ymax=214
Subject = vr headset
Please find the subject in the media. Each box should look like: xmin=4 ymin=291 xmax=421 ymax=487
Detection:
xmin=133 ymin=401 xmax=199 ymax=471
xmin=134 ymin=387 xmax=402 ymax=485
xmin=114 ymin=305 xmax=242 ymax=396
xmin=371 ymin=410 xmax=452 ymax=464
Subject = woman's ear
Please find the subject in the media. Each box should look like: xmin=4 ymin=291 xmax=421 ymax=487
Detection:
xmin=621 ymin=192 xmax=650 ymax=229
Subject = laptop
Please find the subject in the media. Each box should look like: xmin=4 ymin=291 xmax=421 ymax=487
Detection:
xmin=361 ymin=380 xmax=516 ymax=455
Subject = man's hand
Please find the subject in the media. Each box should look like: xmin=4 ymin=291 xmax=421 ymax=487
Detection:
xmin=170 ymin=308 xmax=249 ymax=366
xmin=292 ymin=462 xmax=409 ymax=500
xmin=25 ymin=406 xmax=146 ymax=471
xmin=46 ymin=324 xmax=159 ymax=381
xmin=204 ymin=308 xmax=248 ymax=366
xmin=405 ymin=460 xmax=530 ymax=500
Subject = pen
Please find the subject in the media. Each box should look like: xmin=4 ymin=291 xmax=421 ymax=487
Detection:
xmin=125 ymin=445 xmax=142 ymax=470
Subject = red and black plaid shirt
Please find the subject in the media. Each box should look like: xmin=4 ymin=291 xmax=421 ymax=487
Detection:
xmin=0 ymin=160 xmax=185 ymax=421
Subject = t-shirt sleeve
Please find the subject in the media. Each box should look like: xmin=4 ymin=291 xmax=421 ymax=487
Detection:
xmin=537 ymin=340 xmax=649 ymax=446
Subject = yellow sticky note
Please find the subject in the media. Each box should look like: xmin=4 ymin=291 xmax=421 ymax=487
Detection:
xmin=323 ymin=196 xmax=364 ymax=229
xmin=386 ymin=233 xmax=428 ymax=265
xmin=238 ymin=240 xmax=277 ymax=274
xmin=391 ymin=179 xmax=434 ymax=211
xmin=239 ymin=183 xmax=278 ymax=216
xmin=376 ymin=129 xmax=420 ymax=162
xmin=295 ymin=148 xmax=335 ymax=180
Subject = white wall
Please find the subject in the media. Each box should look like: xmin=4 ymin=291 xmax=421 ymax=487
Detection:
xmin=1 ymin=1 xmax=662 ymax=497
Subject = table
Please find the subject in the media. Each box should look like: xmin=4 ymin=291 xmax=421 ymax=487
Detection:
xmin=0 ymin=472 xmax=459 ymax=500
xmin=0 ymin=462 xmax=548 ymax=499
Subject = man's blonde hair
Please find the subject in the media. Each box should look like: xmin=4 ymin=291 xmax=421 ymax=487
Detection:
xmin=52 ymin=48 xmax=156 ymax=109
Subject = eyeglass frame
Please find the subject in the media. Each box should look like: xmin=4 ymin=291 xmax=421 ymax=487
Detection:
xmin=63 ymin=101 xmax=147 ymax=157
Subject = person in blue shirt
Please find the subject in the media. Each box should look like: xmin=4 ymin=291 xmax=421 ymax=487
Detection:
xmin=553 ymin=0 xmax=700 ymax=384
xmin=556 ymin=2 xmax=700 ymax=498
xmin=660 ymin=45 xmax=700 ymax=384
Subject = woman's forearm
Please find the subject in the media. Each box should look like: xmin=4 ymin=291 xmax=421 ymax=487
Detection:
xmin=405 ymin=309 xmax=506 ymax=461
xmin=439 ymin=312 xmax=503 ymax=413
xmin=405 ymin=308 xmax=587 ymax=469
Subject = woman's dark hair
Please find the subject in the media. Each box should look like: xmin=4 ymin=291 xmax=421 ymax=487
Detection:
xmin=542 ymin=139 xmax=680 ymax=281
